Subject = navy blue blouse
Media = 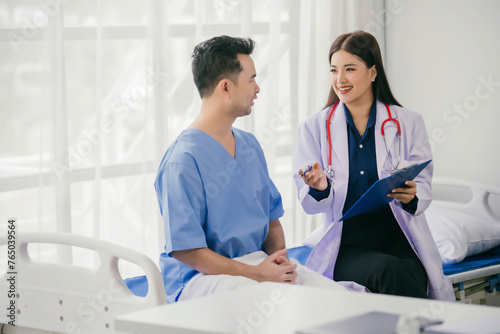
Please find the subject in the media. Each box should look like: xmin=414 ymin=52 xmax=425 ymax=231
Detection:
xmin=308 ymin=100 xmax=418 ymax=214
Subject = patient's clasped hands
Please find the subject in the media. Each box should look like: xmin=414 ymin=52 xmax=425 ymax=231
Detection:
xmin=256 ymin=249 xmax=297 ymax=284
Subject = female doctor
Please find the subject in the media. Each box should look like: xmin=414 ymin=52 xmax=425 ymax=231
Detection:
xmin=294 ymin=31 xmax=454 ymax=301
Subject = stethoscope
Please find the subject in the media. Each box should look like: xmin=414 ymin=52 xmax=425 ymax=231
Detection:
xmin=323 ymin=100 xmax=402 ymax=179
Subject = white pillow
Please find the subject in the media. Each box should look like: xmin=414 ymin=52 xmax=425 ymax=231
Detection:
xmin=426 ymin=205 xmax=500 ymax=264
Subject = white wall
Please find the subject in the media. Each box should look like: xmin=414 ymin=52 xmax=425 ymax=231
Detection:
xmin=385 ymin=0 xmax=500 ymax=187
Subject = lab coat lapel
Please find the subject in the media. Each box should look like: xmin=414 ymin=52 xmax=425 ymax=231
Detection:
xmin=331 ymin=102 xmax=348 ymax=174
xmin=375 ymin=101 xmax=398 ymax=176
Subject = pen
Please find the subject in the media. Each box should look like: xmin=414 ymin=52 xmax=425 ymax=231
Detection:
xmin=298 ymin=165 xmax=313 ymax=178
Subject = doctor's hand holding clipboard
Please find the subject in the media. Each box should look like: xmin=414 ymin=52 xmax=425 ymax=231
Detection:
xmin=386 ymin=180 xmax=417 ymax=203
xmin=339 ymin=159 xmax=432 ymax=221
xmin=293 ymin=30 xmax=455 ymax=302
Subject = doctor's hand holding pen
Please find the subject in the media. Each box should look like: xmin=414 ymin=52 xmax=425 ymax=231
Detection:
xmin=298 ymin=162 xmax=329 ymax=191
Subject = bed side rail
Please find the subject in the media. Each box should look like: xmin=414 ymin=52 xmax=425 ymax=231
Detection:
xmin=0 ymin=232 xmax=166 ymax=334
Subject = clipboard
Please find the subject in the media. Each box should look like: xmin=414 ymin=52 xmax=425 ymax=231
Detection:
xmin=340 ymin=159 xmax=432 ymax=221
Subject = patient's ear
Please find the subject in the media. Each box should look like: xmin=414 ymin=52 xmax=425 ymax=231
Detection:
xmin=217 ymin=79 xmax=231 ymax=98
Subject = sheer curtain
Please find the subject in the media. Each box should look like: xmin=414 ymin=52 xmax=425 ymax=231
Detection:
xmin=0 ymin=0 xmax=384 ymax=274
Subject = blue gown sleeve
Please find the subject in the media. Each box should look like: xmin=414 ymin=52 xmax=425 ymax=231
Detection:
xmin=245 ymin=131 xmax=284 ymax=222
xmin=268 ymin=178 xmax=285 ymax=221
xmin=155 ymin=161 xmax=208 ymax=255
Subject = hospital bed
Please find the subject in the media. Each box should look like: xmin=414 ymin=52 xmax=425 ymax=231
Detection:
xmin=0 ymin=232 xmax=166 ymax=334
xmin=1 ymin=178 xmax=499 ymax=334
xmin=290 ymin=177 xmax=500 ymax=305
xmin=430 ymin=177 xmax=500 ymax=305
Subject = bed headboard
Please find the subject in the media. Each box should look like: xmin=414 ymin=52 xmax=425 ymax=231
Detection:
xmin=431 ymin=177 xmax=500 ymax=223
xmin=0 ymin=232 xmax=166 ymax=334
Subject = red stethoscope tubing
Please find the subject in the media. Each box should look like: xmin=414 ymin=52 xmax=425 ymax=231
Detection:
xmin=326 ymin=101 xmax=401 ymax=169
xmin=325 ymin=101 xmax=338 ymax=169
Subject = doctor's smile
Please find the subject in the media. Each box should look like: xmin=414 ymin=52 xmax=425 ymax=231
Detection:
xmin=337 ymin=86 xmax=353 ymax=94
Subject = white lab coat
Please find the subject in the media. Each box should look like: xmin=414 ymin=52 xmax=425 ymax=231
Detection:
xmin=294 ymin=100 xmax=455 ymax=301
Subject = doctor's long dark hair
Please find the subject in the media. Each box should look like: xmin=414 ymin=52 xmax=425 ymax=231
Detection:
xmin=324 ymin=31 xmax=402 ymax=109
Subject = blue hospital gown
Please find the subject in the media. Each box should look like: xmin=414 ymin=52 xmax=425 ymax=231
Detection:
xmin=154 ymin=128 xmax=284 ymax=303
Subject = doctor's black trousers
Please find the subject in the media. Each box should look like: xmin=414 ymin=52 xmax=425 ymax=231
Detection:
xmin=333 ymin=205 xmax=428 ymax=299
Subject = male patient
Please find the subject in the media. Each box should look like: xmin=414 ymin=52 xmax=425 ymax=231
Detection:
xmin=155 ymin=35 xmax=345 ymax=303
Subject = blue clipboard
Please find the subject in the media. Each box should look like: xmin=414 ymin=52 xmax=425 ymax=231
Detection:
xmin=340 ymin=159 xmax=432 ymax=221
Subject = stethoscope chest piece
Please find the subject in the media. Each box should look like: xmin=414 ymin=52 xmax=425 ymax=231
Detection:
xmin=324 ymin=165 xmax=334 ymax=180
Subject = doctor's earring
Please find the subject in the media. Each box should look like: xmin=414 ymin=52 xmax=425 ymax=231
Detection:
xmin=372 ymin=78 xmax=376 ymax=82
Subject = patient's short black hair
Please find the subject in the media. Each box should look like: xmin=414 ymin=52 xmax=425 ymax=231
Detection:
xmin=191 ymin=35 xmax=255 ymax=98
